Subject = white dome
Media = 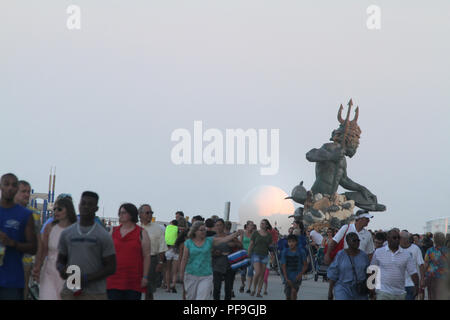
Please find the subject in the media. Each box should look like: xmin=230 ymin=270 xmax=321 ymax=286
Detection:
xmin=238 ymin=185 xmax=295 ymax=234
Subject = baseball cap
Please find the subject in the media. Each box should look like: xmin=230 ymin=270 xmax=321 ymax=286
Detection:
xmin=355 ymin=210 xmax=374 ymax=220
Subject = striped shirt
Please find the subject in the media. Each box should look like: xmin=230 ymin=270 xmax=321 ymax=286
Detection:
xmin=371 ymin=246 xmax=417 ymax=295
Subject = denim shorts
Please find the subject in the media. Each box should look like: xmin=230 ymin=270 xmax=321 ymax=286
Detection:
xmin=165 ymin=248 xmax=179 ymax=261
xmin=251 ymin=254 xmax=269 ymax=265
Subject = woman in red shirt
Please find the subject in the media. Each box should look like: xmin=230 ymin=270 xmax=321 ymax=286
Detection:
xmin=107 ymin=203 xmax=150 ymax=300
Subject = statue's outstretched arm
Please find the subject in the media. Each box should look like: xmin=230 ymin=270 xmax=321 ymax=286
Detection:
xmin=341 ymin=172 xmax=377 ymax=202
xmin=340 ymin=175 xmax=364 ymax=192
xmin=306 ymin=145 xmax=340 ymax=162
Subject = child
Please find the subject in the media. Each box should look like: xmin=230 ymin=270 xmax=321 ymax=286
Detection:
xmin=263 ymin=259 xmax=270 ymax=295
xmin=280 ymin=234 xmax=308 ymax=300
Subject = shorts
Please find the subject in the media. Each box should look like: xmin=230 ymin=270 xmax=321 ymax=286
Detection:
xmin=251 ymin=254 xmax=269 ymax=265
xmin=284 ymin=279 xmax=302 ymax=297
xmin=165 ymin=248 xmax=179 ymax=261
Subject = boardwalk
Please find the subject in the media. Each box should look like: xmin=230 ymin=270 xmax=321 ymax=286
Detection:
xmin=151 ymin=270 xmax=329 ymax=300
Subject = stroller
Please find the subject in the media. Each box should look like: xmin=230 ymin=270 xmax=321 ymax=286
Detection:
xmin=313 ymin=246 xmax=328 ymax=282
xmin=305 ymin=239 xmax=328 ymax=281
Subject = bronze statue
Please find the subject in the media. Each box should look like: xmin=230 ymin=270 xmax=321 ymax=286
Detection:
xmin=288 ymin=99 xmax=386 ymax=228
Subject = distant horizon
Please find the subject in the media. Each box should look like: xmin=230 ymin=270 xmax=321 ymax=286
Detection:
xmin=26 ymin=179 xmax=444 ymax=235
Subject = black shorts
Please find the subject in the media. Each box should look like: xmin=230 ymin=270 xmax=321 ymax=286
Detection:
xmin=284 ymin=279 xmax=302 ymax=297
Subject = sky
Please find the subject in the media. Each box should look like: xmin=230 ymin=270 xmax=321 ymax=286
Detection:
xmin=1 ymin=0 xmax=449 ymax=234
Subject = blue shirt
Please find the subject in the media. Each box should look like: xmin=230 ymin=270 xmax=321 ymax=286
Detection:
xmin=280 ymin=247 xmax=307 ymax=281
xmin=297 ymin=235 xmax=308 ymax=251
xmin=277 ymin=236 xmax=307 ymax=254
xmin=0 ymin=204 xmax=32 ymax=288
xmin=327 ymin=250 xmax=370 ymax=300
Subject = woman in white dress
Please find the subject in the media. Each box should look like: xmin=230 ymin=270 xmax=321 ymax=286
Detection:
xmin=32 ymin=196 xmax=77 ymax=300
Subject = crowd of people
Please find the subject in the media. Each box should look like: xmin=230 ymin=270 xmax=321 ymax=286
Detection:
xmin=0 ymin=173 xmax=449 ymax=300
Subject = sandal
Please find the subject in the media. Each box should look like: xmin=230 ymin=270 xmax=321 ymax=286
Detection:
xmin=256 ymin=293 xmax=263 ymax=298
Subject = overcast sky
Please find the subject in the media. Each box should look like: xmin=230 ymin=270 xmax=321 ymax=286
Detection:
xmin=2 ymin=0 xmax=449 ymax=233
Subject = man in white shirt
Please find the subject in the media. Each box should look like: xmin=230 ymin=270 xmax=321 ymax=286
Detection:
xmin=309 ymin=227 xmax=323 ymax=247
xmin=371 ymin=229 xmax=419 ymax=300
xmin=324 ymin=210 xmax=375 ymax=264
xmin=400 ymin=230 xmax=424 ymax=300
xmin=139 ymin=204 xmax=168 ymax=300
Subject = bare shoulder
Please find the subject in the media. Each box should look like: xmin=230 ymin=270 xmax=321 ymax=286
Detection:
xmin=322 ymin=142 xmax=338 ymax=151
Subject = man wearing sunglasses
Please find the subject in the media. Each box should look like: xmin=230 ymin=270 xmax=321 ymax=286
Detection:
xmin=370 ymin=229 xmax=419 ymax=300
xmin=138 ymin=204 xmax=168 ymax=300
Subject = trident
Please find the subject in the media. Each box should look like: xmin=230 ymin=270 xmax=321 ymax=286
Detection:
xmin=337 ymin=98 xmax=359 ymax=151
xmin=330 ymin=98 xmax=359 ymax=193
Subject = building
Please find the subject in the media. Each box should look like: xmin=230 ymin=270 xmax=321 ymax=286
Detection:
xmin=424 ymin=217 xmax=449 ymax=234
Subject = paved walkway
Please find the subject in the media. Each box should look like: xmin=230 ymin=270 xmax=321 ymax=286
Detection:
xmin=151 ymin=270 xmax=329 ymax=300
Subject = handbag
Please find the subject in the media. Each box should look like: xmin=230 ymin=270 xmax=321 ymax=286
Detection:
xmin=329 ymin=225 xmax=350 ymax=261
xmin=347 ymin=253 xmax=369 ymax=296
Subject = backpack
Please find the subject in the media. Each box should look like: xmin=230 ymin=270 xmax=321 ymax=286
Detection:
xmin=165 ymin=224 xmax=178 ymax=246
xmin=329 ymin=224 xmax=350 ymax=262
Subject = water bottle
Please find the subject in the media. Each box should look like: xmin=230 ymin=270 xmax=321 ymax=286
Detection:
xmin=0 ymin=243 xmax=5 ymax=266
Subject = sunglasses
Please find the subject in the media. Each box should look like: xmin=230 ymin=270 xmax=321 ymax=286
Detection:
xmin=142 ymin=211 xmax=153 ymax=215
